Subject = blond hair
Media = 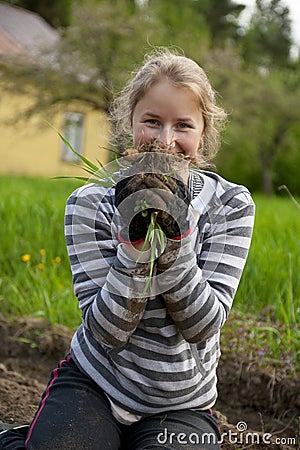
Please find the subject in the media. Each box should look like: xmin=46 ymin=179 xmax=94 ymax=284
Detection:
xmin=110 ymin=48 xmax=227 ymax=168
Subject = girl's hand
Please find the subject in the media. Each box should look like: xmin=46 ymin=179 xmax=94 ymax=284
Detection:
xmin=114 ymin=172 xmax=191 ymax=243
xmin=114 ymin=176 xmax=153 ymax=244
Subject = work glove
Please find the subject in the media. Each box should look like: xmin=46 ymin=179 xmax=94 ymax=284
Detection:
xmin=114 ymin=172 xmax=191 ymax=244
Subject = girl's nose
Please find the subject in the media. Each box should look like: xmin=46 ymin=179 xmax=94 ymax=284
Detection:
xmin=159 ymin=126 xmax=175 ymax=148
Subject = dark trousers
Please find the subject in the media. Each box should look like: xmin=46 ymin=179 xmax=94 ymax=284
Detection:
xmin=0 ymin=355 xmax=220 ymax=449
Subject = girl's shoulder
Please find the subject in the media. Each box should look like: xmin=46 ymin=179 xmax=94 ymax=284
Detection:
xmin=65 ymin=183 xmax=115 ymax=219
xmin=70 ymin=182 xmax=114 ymax=196
xmin=189 ymin=168 xmax=254 ymax=210
xmin=67 ymin=183 xmax=114 ymax=204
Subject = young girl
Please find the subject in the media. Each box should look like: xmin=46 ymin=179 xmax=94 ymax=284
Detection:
xmin=0 ymin=49 xmax=255 ymax=449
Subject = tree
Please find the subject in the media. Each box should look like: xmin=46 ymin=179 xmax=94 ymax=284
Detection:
xmin=2 ymin=0 xmax=300 ymax=194
xmin=240 ymin=0 xmax=293 ymax=68
xmin=0 ymin=1 xmax=158 ymax=122
xmin=144 ymin=0 xmax=210 ymax=58
xmin=207 ymin=47 xmax=300 ymax=195
xmin=199 ymin=0 xmax=246 ymax=46
xmin=0 ymin=0 xmax=214 ymax=124
xmin=3 ymin=0 xmax=72 ymax=27
xmin=145 ymin=0 xmax=246 ymax=49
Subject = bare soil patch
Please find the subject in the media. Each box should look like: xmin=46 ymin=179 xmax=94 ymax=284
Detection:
xmin=0 ymin=314 xmax=298 ymax=449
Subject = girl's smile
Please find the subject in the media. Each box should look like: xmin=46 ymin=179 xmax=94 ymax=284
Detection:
xmin=131 ymin=79 xmax=205 ymax=159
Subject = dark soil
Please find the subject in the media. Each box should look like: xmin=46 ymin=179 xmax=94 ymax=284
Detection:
xmin=0 ymin=314 xmax=299 ymax=449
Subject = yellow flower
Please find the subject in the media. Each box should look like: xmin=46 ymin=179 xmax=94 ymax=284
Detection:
xmin=21 ymin=254 xmax=31 ymax=262
xmin=53 ymin=256 xmax=61 ymax=264
xmin=40 ymin=249 xmax=46 ymax=256
xmin=37 ymin=263 xmax=45 ymax=270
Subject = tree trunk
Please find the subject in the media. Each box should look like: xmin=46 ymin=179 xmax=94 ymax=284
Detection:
xmin=261 ymin=166 xmax=273 ymax=196
xmin=259 ymin=149 xmax=273 ymax=196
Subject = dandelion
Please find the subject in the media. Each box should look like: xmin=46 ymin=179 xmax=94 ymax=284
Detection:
xmin=40 ymin=249 xmax=46 ymax=256
xmin=53 ymin=256 xmax=61 ymax=264
xmin=37 ymin=263 xmax=45 ymax=270
xmin=21 ymin=254 xmax=31 ymax=262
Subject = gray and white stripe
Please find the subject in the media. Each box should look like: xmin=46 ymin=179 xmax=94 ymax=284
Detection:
xmin=65 ymin=169 xmax=255 ymax=416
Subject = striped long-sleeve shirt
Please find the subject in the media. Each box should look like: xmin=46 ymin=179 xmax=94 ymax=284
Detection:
xmin=65 ymin=169 xmax=255 ymax=417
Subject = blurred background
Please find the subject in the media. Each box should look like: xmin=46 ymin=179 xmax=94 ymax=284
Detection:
xmin=1 ymin=0 xmax=300 ymax=195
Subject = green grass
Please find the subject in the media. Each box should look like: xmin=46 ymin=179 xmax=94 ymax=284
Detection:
xmin=0 ymin=175 xmax=81 ymax=328
xmin=236 ymin=194 xmax=300 ymax=323
xmin=0 ymin=176 xmax=299 ymax=371
xmin=231 ymin=193 xmax=300 ymax=372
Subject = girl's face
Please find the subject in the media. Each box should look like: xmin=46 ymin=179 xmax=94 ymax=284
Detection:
xmin=131 ymin=79 xmax=205 ymax=158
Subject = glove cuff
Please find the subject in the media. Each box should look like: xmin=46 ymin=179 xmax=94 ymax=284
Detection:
xmin=117 ymin=230 xmax=145 ymax=246
xmin=118 ymin=226 xmax=192 ymax=244
xmin=170 ymin=227 xmax=192 ymax=241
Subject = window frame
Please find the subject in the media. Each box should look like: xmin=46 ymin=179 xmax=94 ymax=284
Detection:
xmin=61 ymin=111 xmax=85 ymax=163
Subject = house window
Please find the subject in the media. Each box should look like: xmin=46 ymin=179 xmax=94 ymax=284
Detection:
xmin=61 ymin=112 xmax=84 ymax=162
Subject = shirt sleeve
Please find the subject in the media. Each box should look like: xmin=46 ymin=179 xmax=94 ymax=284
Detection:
xmin=157 ymin=186 xmax=255 ymax=343
xmin=65 ymin=184 xmax=151 ymax=348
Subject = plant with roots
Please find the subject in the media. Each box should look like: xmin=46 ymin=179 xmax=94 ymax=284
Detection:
xmin=55 ymin=129 xmax=193 ymax=293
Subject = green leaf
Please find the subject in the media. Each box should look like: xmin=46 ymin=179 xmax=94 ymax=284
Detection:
xmin=47 ymin=122 xmax=99 ymax=172
xmin=48 ymin=122 xmax=119 ymax=187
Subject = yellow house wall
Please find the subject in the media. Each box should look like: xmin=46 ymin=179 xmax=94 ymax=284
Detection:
xmin=0 ymin=91 xmax=111 ymax=177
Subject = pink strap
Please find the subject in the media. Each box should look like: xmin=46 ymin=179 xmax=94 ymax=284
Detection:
xmin=171 ymin=227 xmax=192 ymax=241
xmin=117 ymin=230 xmax=145 ymax=245
xmin=25 ymin=355 xmax=73 ymax=448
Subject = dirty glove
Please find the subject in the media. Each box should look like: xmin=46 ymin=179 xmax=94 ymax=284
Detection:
xmin=115 ymin=172 xmax=191 ymax=243
xmin=157 ymin=238 xmax=181 ymax=272
xmin=156 ymin=208 xmax=199 ymax=274
xmin=154 ymin=174 xmax=191 ymax=239
xmin=114 ymin=175 xmax=154 ymax=244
